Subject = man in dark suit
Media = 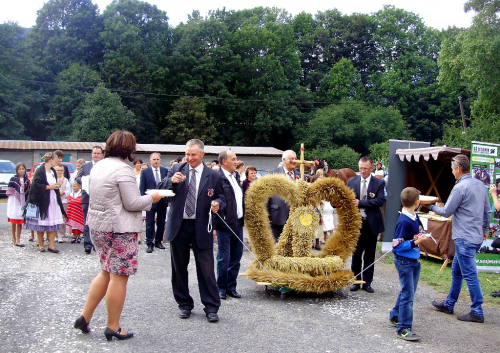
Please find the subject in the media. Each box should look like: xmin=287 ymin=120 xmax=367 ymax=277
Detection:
xmin=159 ymin=139 xmax=225 ymax=323
xmin=214 ymin=149 xmax=245 ymax=300
xmin=139 ymin=152 xmax=168 ymax=253
xmin=77 ymin=146 xmax=103 ymax=254
xmin=267 ymin=150 xmax=300 ymax=242
xmin=347 ymin=156 xmax=385 ymax=293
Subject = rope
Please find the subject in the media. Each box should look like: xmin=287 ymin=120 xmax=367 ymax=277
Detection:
xmin=213 ymin=212 xmax=392 ymax=290
xmin=213 ymin=212 xmax=282 ymax=287
xmin=346 ymin=249 xmax=393 ymax=284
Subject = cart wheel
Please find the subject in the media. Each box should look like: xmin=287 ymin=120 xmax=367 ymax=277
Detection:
xmin=280 ymin=292 xmax=287 ymax=300
xmin=265 ymin=285 xmax=268 ymax=291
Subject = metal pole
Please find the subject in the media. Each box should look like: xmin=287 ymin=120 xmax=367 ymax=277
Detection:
xmin=459 ymin=96 xmax=467 ymax=134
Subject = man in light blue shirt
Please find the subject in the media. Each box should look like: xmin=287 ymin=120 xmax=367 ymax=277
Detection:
xmin=429 ymin=154 xmax=490 ymax=323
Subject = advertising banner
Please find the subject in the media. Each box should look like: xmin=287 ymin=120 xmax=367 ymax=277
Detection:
xmin=471 ymin=141 xmax=500 ymax=272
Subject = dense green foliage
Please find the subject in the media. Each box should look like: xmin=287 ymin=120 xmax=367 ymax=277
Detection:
xmin=437 ymin=1 xmax=500 ymax=148
xmin=2 ymin=0 xmax=499 ymax=167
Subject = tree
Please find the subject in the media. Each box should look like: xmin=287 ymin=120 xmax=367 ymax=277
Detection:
xmin=48 ymin=63 xmax=102 ymax=140
xmin=0 ymin=22 xmax=48 ymax=140
xmin=438 ymin=22 xmax=500 ymax=118
xmin=70 ymin=83 xmax=135 ymax=141
xmin=369 ymin=141 xmax=390 ymax=167
xmin=464 ymin=0 xmax=500 ymax=19
xmin=100 ymin=0 xmax=173 ymax=142
xmin=365 ymin=6 xmax=453 ymax=143
xmin=29 ymin=0 xmax=104 ymax=75
xmin=299 ymin=99 xmax=408 ymax=156
xmin=319 ymin=58 xmax=362 ymax=101
xmin=305 ymin=146 xmax=360 ymax=170
xmin=159 ymin=97 xmax=217 ymax=144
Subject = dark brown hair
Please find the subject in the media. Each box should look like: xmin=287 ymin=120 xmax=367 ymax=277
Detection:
xmin=104 ymin=131 xmax=136 ymax=161
xmin=245 ymin=166 xmax=257 ymax=178
xmin=54 ymin=150 xmax=64 ymax=158
xmin=133 ymin=158 xmax=143 ymax=165
xmin=401 ymin=187 xmax=420 ymax=208
xmin=15 ymin=162 xmax=27 ymax=176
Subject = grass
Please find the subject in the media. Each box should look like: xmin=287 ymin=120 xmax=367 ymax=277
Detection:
xmin=0 ymin=197 xmax=7 ymax=204
xmin=378 ymin=242 xmax=500 ymax=308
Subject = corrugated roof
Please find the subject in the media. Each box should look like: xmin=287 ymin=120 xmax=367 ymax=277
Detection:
xmin=0 ymin=140 xmax=283 ymax=156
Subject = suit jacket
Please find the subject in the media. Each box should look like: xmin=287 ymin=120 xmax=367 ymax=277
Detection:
xmin=139 ymin=166 xmax=168 ymax=210
xmin=267 ymin=166 xmax=301 ymax=226
xmin=347 ymin=175 xmax=385 ymax=235
xmin=214 ymin=168 xmax=245 ymax=231
xmin=62 ymin=164 xmax=70 ymax=180
xmin=77 ymin=161 xmax=94 ymax=204
xmin=159 ymin=162 xmax=226 ymax=250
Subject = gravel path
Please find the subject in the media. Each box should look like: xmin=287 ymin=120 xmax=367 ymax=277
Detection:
xmin=0 ymin=226 xmax=498 ymax=353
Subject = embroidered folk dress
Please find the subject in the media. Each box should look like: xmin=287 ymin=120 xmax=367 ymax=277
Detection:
xmin=66 ymin=190 xmax=84 ymax=234
xmin=7 ymin=177 xmax=26 ymax=224
xmin=25 ymin=171 xmax=64 ymax=232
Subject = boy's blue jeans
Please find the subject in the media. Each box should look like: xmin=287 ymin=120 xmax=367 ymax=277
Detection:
xmin=444 ymin=238 xmax=484 ymax=317
xmin=390 ymin=255 xmax=420 ymax=332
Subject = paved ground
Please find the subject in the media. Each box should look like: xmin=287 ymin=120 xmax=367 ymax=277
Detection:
xmin=0 ymin=222 xmax=499 ymax=353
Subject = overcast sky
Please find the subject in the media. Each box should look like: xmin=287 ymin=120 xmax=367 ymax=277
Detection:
xmin=1 ymin=0 xmax=475 ymax=30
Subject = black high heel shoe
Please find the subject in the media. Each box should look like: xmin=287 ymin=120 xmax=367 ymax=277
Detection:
xmin=74 ymin=315 xmax=91 ymax=333
xmin=104 ymin=327 xmax=134 ymax=341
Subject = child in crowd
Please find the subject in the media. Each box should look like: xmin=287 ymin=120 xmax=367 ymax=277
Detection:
xmin=66 ymin=179 xmax=84 ymax=243
xmin=6 ymin=163 xmax=30 ymax=247
xmin=389 ymin=187 xmax=430 ymax=342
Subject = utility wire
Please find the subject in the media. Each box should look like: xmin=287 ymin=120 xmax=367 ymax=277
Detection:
xmin=1 ymin=75 xmax=466 ymax=107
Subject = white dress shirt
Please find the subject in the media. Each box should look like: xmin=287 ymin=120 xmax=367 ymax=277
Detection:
xmin=222 ymin=168 xmax=244 ymax=219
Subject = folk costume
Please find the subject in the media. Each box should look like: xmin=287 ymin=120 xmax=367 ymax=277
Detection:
xmin=24 ymin=165 xmax=66 ymax=232
xmin=6 ymin=174 xmax=30 ymax=224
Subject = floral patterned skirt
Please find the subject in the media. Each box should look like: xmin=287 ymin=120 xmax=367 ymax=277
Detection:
xmin=91 ymin=231 xmax=138 ymax=276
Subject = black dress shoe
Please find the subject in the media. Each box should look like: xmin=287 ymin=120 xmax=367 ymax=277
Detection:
xmin=363 ymin=284 xmax=374 ymax=293
xmin=206 ymin=313 xmax=219 ymax=322
xmin=146 ymin=244 xmax=154 ymax=253
xmin=179 ymin=309 xmax=191 ymax=319
xmin=219 ymin=292 xmax=227 ymax=299
xmin=74 ymin=315 xmax=91 ymax=333
xmin=154 ymin=242 xmax=165 ymax=249
xmin=84 ymin=248 xmax=92 ymax=254
xmin=227 ymin=290 xmax=241 ymax=298
xmin=350 ymin=284 xmax=360 ymax=291
xmin=47 ymin=247 xmax=60 ymax=253
xmin=104 ymin=327 xmax=134 ymax=341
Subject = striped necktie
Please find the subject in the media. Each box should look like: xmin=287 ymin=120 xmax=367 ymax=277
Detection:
xmin=185 ymin=169 xmax=196 ymax=217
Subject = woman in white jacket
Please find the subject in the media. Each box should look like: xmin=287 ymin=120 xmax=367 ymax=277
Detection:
xmin=73 ymin=131 xmax=164 ymax=341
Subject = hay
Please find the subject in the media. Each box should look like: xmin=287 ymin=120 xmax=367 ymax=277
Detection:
xmin=243 ymin=174 xmax=361 ymax=293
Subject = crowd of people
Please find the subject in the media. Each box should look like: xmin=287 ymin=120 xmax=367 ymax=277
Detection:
xmin=4 ymin=136 xmax=498 ymax=343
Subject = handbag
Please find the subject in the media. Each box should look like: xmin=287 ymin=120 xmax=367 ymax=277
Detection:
xmin=26 ymin=203 xmax=39 ymax=219
xmin=491 ymin=236 xmax=500 ymax=249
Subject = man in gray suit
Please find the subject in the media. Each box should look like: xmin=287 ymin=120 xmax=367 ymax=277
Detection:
xmin=267 ymin=150 xmax=300 ymax=242
xmin=77 ymin=146 xmax=103 ymax=254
